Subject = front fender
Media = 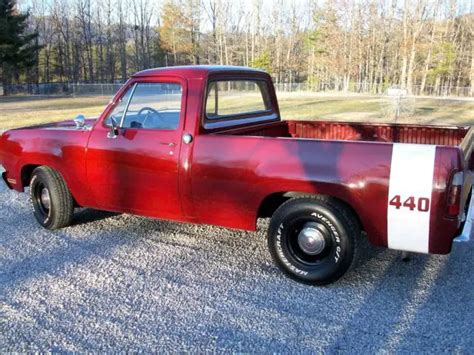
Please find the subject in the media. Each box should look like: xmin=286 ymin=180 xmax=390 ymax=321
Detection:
xmin=2 ymin=128 xmax=91 ymax=206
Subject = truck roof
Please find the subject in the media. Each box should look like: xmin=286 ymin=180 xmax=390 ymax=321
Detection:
xmin=133 ymin=65 xmax=266 ymax=79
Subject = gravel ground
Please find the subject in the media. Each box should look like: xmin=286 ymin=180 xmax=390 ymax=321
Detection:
xmin=1 ymin=170 xmax=473 ymax=352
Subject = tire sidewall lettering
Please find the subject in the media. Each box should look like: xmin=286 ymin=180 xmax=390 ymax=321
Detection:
xmin=310 ymin=212 xmax=342 ymax=263
xmin=276 ymin=223 xmax=309 ymax=276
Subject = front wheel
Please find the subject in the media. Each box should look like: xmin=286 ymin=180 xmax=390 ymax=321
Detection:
xmin=30 ymin=166 xmax=74 ymax=230
xmin=267 ymin=196 xmax=360 ymax=285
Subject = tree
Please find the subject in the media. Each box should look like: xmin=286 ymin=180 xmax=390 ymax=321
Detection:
xmin=159 ymin=0 xmax=201 ymax=65
xmin=2 ymin=0 xmax=472 ymax=96
xmin=132 ymin=0 xmax=155 ymax=71
xmin=160 ymin=1 xmax=190 ymax=64
xmin=0 ymin=0 xmax=40 ymax=95
xmin=250 ymin=51 xmax=272 ymax=74
xmin=116 ymin=0 xmax=129 ymax=82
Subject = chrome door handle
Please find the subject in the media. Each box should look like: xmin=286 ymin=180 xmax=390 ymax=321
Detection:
xmin=161 ymin=142 xmax=175 ymax=147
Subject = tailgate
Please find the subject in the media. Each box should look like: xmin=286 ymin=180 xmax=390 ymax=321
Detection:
xmin=460 ymin=126 xmax=474 ymax=170
xmin=459 ymin=127 xmax=473 ymax=211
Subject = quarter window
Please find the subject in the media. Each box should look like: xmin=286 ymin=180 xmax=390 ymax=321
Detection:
xmin=205 ymin=80 xmax=271 ymax=119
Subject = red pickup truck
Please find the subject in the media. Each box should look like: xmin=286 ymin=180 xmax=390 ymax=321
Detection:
xmin=1 ymin=65 xmax=472 ymax=285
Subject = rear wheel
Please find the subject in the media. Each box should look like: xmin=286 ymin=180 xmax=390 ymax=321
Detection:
xmin=267 ymin=196 xmax=360 ymax=285
xmin=30 ymin=166 xmax=74 ymax=229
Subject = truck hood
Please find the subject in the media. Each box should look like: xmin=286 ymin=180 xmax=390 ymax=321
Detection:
xmin=19 ymin=117 xmax=98 ymax=130
xmin=0 ymin=117 xmax=98 ymax=165
xmin=0 ymin=116 xmax=98 ymax=173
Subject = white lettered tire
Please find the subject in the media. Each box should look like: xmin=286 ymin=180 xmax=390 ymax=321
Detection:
xmin=267 ymin=196 xmax=360 ymax=285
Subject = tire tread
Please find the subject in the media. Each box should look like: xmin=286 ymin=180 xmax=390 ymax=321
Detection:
xmin=30 ymin=166 xmax=74 ymax=229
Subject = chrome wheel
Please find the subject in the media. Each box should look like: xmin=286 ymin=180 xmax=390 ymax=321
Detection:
xmin=33 ymin=182 xmax=51 ymax=217
xmin=285 ymin=216 xmax=333 ymax=265
xmin=297 ymin=222 xmax=326 ymax=255
xmin=40 ymin=187 xmax=51 ymax=210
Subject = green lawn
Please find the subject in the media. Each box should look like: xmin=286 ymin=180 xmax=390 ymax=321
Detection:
xmin=277 ymin=93 xmax=474 ymax=126
xmin=0 ymin=96 xmax=109 ymax=129
xmin=0 ymin=93 xmax=472 ymax=130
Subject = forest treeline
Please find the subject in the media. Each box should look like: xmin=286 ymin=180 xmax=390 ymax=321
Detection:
xmin=10 ymin=0 xmax=474 ymax=95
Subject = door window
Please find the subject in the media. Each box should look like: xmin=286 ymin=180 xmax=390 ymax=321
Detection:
xmin=104 ymin=86 xmax=133 ymax=126
xmin=106 ymin=82 xmax=182 ymax=130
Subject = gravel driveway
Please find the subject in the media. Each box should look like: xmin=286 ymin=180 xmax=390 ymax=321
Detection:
xmin=1 ymin=172 xmax=473 ymax=352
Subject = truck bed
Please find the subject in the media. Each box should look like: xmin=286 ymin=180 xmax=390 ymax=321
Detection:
xmin=216 ymin=120 xmax=473 ymax=171
xmin=217 ymin=120 xmax=470 ymax=146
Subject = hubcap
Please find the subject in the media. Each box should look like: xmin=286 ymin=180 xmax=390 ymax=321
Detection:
xmin=40 ymin=187 xmax=51 ymax=210
xmin=297 ymin=222 xmax=326 ymax=255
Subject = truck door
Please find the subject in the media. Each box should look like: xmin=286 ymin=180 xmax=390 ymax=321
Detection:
xmin=85 ymin=77 xmax=186 ymax=219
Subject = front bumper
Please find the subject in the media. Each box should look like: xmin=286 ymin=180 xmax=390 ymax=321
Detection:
xmin=454 ymin=192 xmax=474 ymax=242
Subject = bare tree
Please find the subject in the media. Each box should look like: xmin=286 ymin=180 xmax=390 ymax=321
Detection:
xmin=17 ymin=0 xmax=473 ymax=95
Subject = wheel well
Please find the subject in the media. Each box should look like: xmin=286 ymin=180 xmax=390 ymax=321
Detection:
xmin=21 ymin=164 xmax=40 ymax=187
xmin=20 ymin=164 xmax=81 ymax=207
xmin=257 ymin=192 xmax=291 ymax=218
xmin=257 ymin=192 xmax=364 ymax=231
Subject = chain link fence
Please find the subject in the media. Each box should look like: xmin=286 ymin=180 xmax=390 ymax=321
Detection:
xmin=2 ymin=82 xmax=473 ymax=98
xmin=2 ymin=83 xmax=124 ymax=97
xmin=273 ymin=82 xmax=473 ymax=97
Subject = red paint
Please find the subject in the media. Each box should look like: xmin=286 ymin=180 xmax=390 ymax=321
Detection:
xmin=0 ymin=65 xmax=471 ymax=255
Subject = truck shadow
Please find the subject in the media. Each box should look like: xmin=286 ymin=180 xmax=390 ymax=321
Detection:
xmin=65 ymin=207 xmax=388 ymax=284
xmin=72 ymin=208 xmax=120 ymax=226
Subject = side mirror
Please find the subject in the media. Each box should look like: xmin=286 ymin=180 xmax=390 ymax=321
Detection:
xmin=74 ymin=114 xmax=86 ymax=128
xmin=107 ymin=116 xmax=119 ymax=139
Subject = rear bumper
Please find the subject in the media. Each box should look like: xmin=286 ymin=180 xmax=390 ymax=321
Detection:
xmin=454 ymin=192 xmax=474 ymax=242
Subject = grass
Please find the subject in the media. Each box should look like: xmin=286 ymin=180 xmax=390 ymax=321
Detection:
xmin=0 ymin=96 xmax=110 ymax=129
xmin=0 ymin=92 xmax=472 ymax=130
xmin=277 ymin=92 xmax=474 ymax=126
